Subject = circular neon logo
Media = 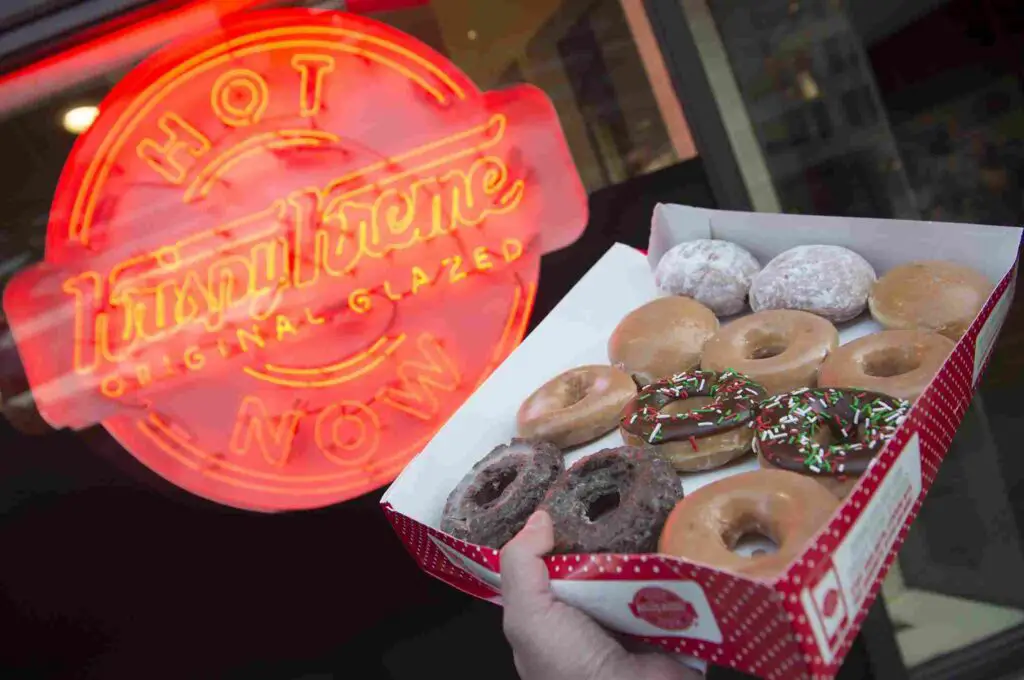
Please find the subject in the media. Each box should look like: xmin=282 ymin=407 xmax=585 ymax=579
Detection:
xmin=3 ymin=9 xmax=587 ymax=511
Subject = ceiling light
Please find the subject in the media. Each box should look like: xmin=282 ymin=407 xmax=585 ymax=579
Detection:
xmin=796 ymin=71 xmax=820 ymax=100
xmin=63 ymin=105 xmax=100 ymax=134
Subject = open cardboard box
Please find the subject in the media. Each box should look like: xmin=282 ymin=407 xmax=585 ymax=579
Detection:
xmin=382 ymin=204 xmax=1022 ymax=679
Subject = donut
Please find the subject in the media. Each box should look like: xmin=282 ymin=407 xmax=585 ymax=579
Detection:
xmin=701 ymin=310 xmax=839 ymax=395
xmin=517 ymin=365 xmax=636 ymax=449
xmin=619 ymin=369 xmax=766 ymax=472
xmin=818 ymin=330 xmax=955 ymax=402
xmin=754 ymin=387 xmax=911 ymax=498
xmin=869 ymin=260 xmax=993 ymax=340
xmin=749 ymin=245 xmax=877 ymax=323
xmin=658 ymin=469 xmax=839 ymax=579
xmin=539 ymin=446 xmax=682 ymax=554
xmin=608 ymin=297 xmax=718 ymax=385
xmin=441 ymin=439 xmax=563 ymax=548
xmin=654 ymin=239 xmax=761 ymax=316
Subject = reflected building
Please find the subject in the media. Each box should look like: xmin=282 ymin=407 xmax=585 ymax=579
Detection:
xmin=709 ymin=0 xmax=919 ymax=218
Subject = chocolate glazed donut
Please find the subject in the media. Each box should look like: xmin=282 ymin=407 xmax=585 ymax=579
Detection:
xmin=755 ymin=388 xmax=911 ymax=498
xmin=539 ymin=447 xmax=683 ymax=554
xmin=620 ymin=369 xmax=767 ymax=472
xmin=441 ymin=439 xmax=563 ymax=549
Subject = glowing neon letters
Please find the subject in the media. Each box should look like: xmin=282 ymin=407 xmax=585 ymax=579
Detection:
xmin=66 ymin=116 xmax=526 ymax=389
xmin=2 ymin=9 xmax=587 ymax=511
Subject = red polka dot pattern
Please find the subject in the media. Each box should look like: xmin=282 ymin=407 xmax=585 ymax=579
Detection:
xmin=383 ymin=505 xmax=501 ymax=601
xmin=384 ymin=502 xmax=802 ymax=676
xmin=777 ymin=266 xmax=1017 ymax=679
xmin=382 ymin=265 xmax=1017 ymax=680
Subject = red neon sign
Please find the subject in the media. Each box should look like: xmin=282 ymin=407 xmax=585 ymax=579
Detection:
xmin=2 ymin=9 xmax=587 ymax=511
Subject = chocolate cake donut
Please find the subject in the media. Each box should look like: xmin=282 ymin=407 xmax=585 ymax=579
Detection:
xmin=441 ymin=439 xmax=563 ymax=548
xmin=539 ymin=446 xmax=683 ymax=554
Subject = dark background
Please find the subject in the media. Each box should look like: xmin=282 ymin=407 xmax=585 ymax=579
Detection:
xmin=2 ymin=0 xmax=1024 ymax=678
xmin=0 ymin=158 xmax=719 ymax=679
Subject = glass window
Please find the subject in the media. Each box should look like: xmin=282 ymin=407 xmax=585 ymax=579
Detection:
xmin=0 ymin=0 xmax=697 ymax=293
xmin=682 ymin=0 xmax=1024 ymax=675
xmin=0 ymin=3 xmax=710 ymax=673
xmin=0 ymin=1 xmax=711 ymax=471
xmin=368 ymin=0 xmax=693 ymax=192
xmin=705 ymin=0 xmax=919 ymax=219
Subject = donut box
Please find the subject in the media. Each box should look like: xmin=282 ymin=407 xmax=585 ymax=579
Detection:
xmin=382 ymin=204 xmax=1022 ymax=679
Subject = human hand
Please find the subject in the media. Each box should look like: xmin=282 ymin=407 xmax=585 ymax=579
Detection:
xmin=499 ymin=510 xmax=702 ymax=680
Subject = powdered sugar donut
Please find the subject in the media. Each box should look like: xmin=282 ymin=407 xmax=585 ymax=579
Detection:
xmin=654 ymin=239 xmax=761 ymax=316
xmin=749 ymin=245 xmax=876 ymax=323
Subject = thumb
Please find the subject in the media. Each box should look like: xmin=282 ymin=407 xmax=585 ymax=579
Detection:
xmin=499 ymin=510 xmax=555 ymax=608
xmin=630 ymin=653 xmax=705 ymax=680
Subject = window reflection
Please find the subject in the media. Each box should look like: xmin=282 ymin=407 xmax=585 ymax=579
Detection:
xmin=708 ymin=0 xmax=919 ymax=218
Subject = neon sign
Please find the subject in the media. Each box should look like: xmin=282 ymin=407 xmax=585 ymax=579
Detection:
xmin=3 ymin=9 xmax=587 ymax=511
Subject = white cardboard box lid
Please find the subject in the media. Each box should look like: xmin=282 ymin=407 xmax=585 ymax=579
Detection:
xmin=384 ymin=204 xmax=1022 ymax=525
xmin=649 ymin=203 xmax=1021 ymax=282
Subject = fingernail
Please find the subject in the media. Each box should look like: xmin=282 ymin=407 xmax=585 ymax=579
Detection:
xmin=526 ymin=510 xmax=549 ymax=528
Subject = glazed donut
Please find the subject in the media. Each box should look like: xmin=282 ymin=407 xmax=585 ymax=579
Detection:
xmin=517 ymin=365 xmax=636 ymax=449
xmin=608 ymin=297 xmax=718 ymax=385
xmin=701 ymin=310 xmax=839 ymax=395
xmin=869 ymin=260 xmax=993 ymax=340
xmin=540 ymin=446 xmax=682 ymax=554
xmin=441 ymin=439 xmax=562 ymax=548
xmin=658 ymin=469 xmax=839 ymax=579
xmin=755 ymin=388 xmax=911 ymax=498
xmin=619 ymin=369 xmax=766 ymax=472
xmin=654 ymin=239 xmax=761 ymax=316
xmin=750 ymin=245 xmax=877 ymax=322
xmin=818 ymin=330 xmax=955 ymax=402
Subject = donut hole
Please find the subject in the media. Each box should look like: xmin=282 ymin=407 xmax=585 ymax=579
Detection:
xmin=470 ymin=466 xmax=519 ymax=507
xmin=559 ymin=373 xmax=591 ymax=408
xmin=742 ymin=330 xmax=789 ymax=361
xmin=863 ymin=349 xmax=921 ymax=378
xmin=748 ymin=345 xmax=787 ymax=360
xmin=662 ymin=396 xmax=715 ymax=415
xmin=583 ymin=487 xmax=622 ymax=522
xmin=724 ymin=517 xmax=779 ymax=558
xmin=575 ymin=456 xmax=634 ymax=522
xmin=733 ymin=531 xmax=779 ymax=558
xmin=814 ymin=421 xmax=862 ymax=448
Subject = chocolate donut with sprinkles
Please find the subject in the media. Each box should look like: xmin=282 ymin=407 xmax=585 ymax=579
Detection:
xmin=755 ymin=387 xmax=911 ymax=499
xmin=620 ymin=369 xmax=767 ymax=472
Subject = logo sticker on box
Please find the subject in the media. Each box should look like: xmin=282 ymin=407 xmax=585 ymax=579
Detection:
xmin=628 ymin=587 xmax=699 ymax=631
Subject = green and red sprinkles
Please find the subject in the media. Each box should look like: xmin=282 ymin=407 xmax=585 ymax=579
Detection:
xmin=754 ymin=387 xmax=911 ymax=477
xmin=620 ymin=369 xmax=767 ymax=446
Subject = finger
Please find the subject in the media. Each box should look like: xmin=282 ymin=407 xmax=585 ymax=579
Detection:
xmin=499 ymin=510 xmax=555 ymax=609
xmin=634 ymin=654 xmax=706 ymax=680
xmin=619 ymin=634 xmax=661 ymax=655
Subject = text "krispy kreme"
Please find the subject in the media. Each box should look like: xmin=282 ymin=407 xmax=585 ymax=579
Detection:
xmin=3 ymin=9 xmax=587 ymax=511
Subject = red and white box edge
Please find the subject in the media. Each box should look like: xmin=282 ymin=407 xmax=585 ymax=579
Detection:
xmin=382 ymin=204 xmax=1022 ymax=679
